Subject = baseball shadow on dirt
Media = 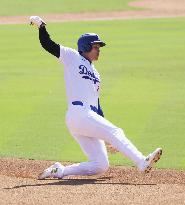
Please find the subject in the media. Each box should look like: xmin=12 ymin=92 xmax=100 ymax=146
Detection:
xmin=5 ymin=180 xmax=157 ymax=190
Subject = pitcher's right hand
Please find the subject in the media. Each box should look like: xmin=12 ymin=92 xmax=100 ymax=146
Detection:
xmin=30 ymin=16 xmax=46 ymax=28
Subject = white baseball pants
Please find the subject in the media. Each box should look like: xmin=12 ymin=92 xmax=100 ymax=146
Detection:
xmin=61 ymin=105 xmax=145 ymax=177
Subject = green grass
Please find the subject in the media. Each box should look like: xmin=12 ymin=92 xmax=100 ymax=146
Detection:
xmin=0 ymin=18 xmax=185 ymax=169
xmin=0 ymin=0 xmax=139 ymax=16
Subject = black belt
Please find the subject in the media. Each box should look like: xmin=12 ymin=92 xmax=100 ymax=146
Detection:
xmin=72 ymin=101 xmax=98 ymax=114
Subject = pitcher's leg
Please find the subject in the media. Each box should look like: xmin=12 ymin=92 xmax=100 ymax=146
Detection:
xmin=69 ymin=110 xmax=145 ymax=166
xmin=62 ymin=134 xmax=109 ymax=177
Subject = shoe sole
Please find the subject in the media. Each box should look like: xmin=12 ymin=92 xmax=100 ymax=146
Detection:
xmin=145 ymin=148 xmax=162 ymax=173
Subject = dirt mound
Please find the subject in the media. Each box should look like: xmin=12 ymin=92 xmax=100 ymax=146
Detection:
xmin=0 ymin=157 xmax=185 ymax=204
xmin=0 ymin=157 xmax=185 ymax=184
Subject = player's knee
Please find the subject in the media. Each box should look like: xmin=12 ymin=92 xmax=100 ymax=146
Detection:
xmin=95 ymin=159 xmax=109 ymax=174
xmin=114 ymin=127 xmax=124 ymax=135
xmin=111 ymin=127 xmax=126 ymax=140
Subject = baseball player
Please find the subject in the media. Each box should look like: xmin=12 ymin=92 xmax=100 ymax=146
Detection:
xmin=29 ymin=16 xmax=162 ymax=180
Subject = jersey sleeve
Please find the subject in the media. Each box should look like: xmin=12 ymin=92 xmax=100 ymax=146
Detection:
xmin=59 ymin=45 xmax=78 ymax=65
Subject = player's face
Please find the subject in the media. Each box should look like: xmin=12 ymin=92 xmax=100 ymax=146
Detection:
xmin=85 ymin=44 xmax=101 ymax=61
xmin=91 ymin=44 xmax=101 ymax=61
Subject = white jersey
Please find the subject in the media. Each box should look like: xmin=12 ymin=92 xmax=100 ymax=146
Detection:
xmin=59 ymin=45 xmax=100 ymax=107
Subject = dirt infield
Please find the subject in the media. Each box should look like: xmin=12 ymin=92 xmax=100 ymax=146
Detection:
xmin=0 ymin=157 xmax=185 ymax=205
xmin=1 ymin=0 xmax=185 ymax=24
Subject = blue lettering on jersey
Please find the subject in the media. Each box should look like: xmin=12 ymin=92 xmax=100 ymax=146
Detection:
xmin=79 ymin=65 xmax=100 ymax=84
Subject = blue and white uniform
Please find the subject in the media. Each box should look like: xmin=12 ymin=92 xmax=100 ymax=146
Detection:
xmin=59 ymin=45 xmax=100 ymax=108
xmin=39 ymin=26 xmax=145 ymax=177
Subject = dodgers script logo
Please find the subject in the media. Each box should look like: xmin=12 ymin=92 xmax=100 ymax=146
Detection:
xmin=79 ymin=65 xmax=100 ymax=84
